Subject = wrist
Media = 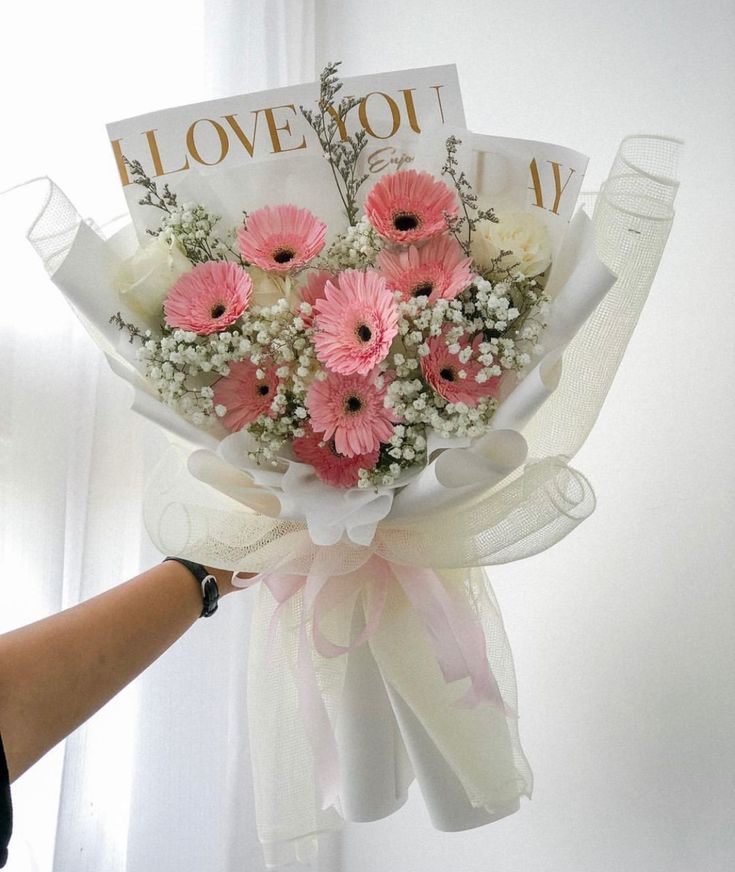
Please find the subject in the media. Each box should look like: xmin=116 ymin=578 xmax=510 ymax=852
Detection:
xmin=160 ymin=560 xmax=204 ymax=616
xmin=204 ymin=566 xmax=237 ymax=597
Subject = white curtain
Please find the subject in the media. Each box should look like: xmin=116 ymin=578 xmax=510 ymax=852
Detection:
xmin=0 ymin=2 xmax=324 ymax=871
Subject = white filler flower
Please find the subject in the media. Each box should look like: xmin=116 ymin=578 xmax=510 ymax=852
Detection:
xmin=471 ymin=211 xmax=552 ymax=278
xmin=115 ymin=236 xmax=191 ymax=325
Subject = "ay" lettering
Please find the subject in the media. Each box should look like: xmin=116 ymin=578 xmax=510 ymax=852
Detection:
xmin=529 ymin=158 xmax=576 ymax=215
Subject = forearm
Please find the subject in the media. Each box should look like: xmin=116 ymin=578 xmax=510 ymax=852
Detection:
xmin=0 ymin=561 xmax=229 ymax=781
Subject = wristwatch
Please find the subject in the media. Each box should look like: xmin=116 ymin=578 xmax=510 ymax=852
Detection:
xmin=163 ymin=557 xmax=219 ymax=617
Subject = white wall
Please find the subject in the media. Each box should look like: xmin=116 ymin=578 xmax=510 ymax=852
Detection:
xmin=317 ymin=2 xmax=735 ymax=870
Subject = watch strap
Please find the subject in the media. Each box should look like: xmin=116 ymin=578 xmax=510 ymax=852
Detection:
xmin=164 ymin=557 xmax=219 ymax=617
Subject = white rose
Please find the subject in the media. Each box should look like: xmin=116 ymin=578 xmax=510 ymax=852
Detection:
xmin=114 ymin=236 xmax=192 ymax=326
xmin=470 ymin=211 xmax=552 ymax=278
xmin=248 ymin=267 xmax=286 ymax=307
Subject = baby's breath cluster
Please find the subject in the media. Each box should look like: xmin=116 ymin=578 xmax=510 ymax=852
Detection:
xmin=136 ymin=328 xmax=232 ymax=425
xmin=464 ymin=277 xmax=549 ymax=364
xmin=159 ymin=203 xmax=237 ymax=264
xmin=322 ymin=216 xmax=383 ymax=270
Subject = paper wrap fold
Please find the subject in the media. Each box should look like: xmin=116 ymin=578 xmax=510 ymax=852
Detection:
xmin=27 ymin=133 xmax=680 ymax=866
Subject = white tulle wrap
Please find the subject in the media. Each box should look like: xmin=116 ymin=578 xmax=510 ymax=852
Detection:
xmin=28 ymin=134 xmax=680 ymax=867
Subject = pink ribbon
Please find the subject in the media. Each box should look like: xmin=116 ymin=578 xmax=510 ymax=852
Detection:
xmin=234 ymin=556 xmax=512 ymax=810
xmin=389 ymin=563 xmax=510 ymax=712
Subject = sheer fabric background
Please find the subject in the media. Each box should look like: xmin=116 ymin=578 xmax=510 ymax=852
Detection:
xmin=1 ymin=3 xmax=322 ymax=871
xmin=1 ymin=2 xmax=733 ymax=872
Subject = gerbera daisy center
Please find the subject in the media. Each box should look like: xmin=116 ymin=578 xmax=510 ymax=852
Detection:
xmin=257 ymin=384 xmax=270 ymax=396
xmin=210 ymin=303 xmax=226 ymax=318
xmin=345 ymin=395 xmax=363 ymax=413
xmin=393 ymin=212 xmax=421 ymax=232
xmin=439 ymin=367 xmax=456 ymax=382
xmin=273 ymin=247 xmax=295 ymax=264
xmin=412 ymin=282 xmax=434 ymax=298
xmin=356 ymin=323 xmax=372 ymax=342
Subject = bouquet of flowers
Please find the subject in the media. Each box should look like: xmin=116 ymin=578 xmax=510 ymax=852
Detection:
xmin=113 ymin=129 xmax=555 ymax=539
xmin=28 ymin=63 xmax=680 ymax=867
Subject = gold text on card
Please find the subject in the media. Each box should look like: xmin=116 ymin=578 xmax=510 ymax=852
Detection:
xmin=111 ymin=85 xmax=450 ymax=186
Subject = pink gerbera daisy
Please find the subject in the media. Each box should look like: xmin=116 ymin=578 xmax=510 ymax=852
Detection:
xmin=364 ymin=169 xmax=458 ymax=245
xmin=377 ymin=235 xmax=475 ymax=302
xmin=306 ymin=370 xmax=395 ymax=457
xmin=293 ymin=424 xmax=379 ymax=488
xmin=313 ymin=270 xmax=398 ymax=376
xmin=237 ymin=204 xmax=326 ymax=273
xmin=163 ymin=261 xmax=252 ymax=335
xmin=298 ymin=270 xmax=335 ymax=326
xmin=421 ymin=332 xmax=500 ymax=407
xmin=212 ymin=360 xmax=279 ymax=431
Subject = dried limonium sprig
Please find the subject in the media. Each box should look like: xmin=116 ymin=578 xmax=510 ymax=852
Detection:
xmin=441 ymin=135 xmax=498 ymax=254
xmin=109 ymin=311 xmax=147 ymax=343
xmin=123 ymin=156 xmax=179 ymax=214
xmin=300 ymin=61 xmax=370 ymax=226
xmin=476 ymin=247 xmax=515 ymax=281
